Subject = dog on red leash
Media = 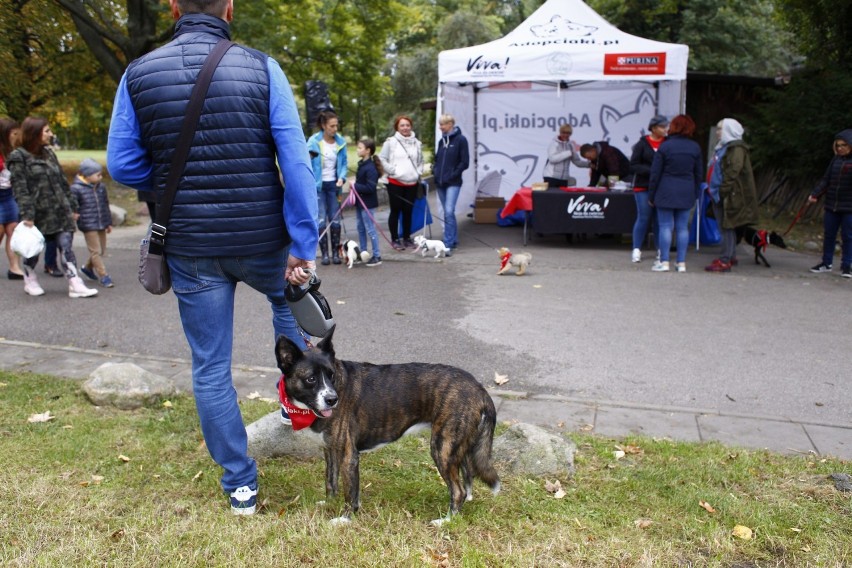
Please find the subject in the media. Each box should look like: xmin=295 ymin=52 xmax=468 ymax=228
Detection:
xmin=735 ymin=226 xmax=787 ymax=267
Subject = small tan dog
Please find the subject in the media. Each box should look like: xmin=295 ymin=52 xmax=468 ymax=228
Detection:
xmin=497 ymin=247 xmax=531 ymax=276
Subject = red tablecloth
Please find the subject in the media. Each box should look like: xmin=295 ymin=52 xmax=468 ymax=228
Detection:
xmin=501 ymin=187 xmax=607 ymax=217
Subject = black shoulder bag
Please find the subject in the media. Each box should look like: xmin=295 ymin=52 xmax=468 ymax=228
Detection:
xmin=138 ymin=39 xmax=234 ymax=294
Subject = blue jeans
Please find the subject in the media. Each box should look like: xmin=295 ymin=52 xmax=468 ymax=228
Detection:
xmin=437 ymin=184 xmax=460 ymax=248
xmin=356 ymin=206 xmax=380 ymax=257
xmin=632 ymin=191 xmax=657 ymax=250
xmin=317 ymin=181 xmax=341 ymax=231
xmin=167 ymin=248 xmax=308 ymax=492
xmin=822 ymin=209 xmax=852 ymax=269
xmin=656 ymin=207 xmax=691 ymax=263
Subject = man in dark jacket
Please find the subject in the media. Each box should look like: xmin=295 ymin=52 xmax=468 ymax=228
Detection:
xmin=107 ymin=0 xmax=318 ymax=516
xmin=808 ymin=129 xmax=852 ymax=277
xmin=432 ymin=114 xmax=469 ymax=253
xmin=580 ymin=141 xmax=631 ymax=187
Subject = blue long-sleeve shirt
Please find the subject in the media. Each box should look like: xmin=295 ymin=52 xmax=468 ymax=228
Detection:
xmin=106 ymin=57 xmax=318 ymax=260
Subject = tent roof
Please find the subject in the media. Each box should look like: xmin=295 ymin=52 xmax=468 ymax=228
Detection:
xmin=438 ymin=0 xmax=688 ymax=83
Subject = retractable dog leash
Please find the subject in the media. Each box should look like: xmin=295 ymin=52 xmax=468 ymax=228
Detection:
xmin=782 ymin=200 xmax=812 ymax=237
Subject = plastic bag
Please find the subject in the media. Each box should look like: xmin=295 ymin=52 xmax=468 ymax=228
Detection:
xmin=10 ymin=223 xmax=45 ymax=258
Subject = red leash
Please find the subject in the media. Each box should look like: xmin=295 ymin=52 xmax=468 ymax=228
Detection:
xmin=782 ymin=200 xmax=812 ymax=237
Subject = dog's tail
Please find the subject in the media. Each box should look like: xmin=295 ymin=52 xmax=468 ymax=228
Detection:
xmin=471 ymin=404 xmax=500 ymax=493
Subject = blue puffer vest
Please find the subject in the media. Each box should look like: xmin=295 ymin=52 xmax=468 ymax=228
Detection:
xmin=124 ymin=14 xmax=288 ymax=257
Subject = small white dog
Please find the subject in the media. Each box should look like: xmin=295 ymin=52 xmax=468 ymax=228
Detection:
xmin=412 ymin=235 xmax=449 ymax=258
xmin=340 ymin=240 xmax=371 ymax=269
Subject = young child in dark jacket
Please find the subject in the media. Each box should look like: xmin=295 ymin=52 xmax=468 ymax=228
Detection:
xmin=351 ymin=138 xmax=383 ymax=266
xmin=70 ymin=158 xmax=114 ymax=287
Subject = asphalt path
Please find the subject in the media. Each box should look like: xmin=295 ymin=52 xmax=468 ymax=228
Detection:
xmin=2 ymin=197 xmax=849 ymax=427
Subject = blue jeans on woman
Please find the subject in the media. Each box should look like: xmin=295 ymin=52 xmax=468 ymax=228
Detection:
xmin=356 ymin=206 xmax=380 ymax=257
xmin=822 ymin=209 xmax=852 ymax=269
xmin=437 ymin=184 xmax=460 ymax=249
xmin=632 ymin=190 xmax=657 ymax=250
xmin=656 ymin=207 xmax=691 ymax=263
xmin=317 ymin=180 xmax=341 ymax=231
xmin=167 ymin=248 xmax=308 ymax=492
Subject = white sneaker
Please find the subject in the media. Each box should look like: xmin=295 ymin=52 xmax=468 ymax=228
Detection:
xmin=23 ymin=272 xmax=45 ymax=296
xmin=631 ymin=248 xmax=641 ymax=263
xmin=68 ymin=276 xmax=98 ymax=298
xmin=676 ymin=262 xmax=686 ymax=273
xmin=651 ymin=261 xmax=670 ymax=272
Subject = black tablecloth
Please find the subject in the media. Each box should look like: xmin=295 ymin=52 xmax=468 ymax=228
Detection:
xmin=532 ymin=190 xmax=636 ymax=235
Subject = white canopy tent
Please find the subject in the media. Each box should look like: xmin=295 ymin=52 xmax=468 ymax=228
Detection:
xmin=436 ymin=0 xmax=689 ymax=208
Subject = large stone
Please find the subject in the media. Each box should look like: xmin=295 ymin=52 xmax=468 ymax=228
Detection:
xmin=109 ymin=204 xmax=127 ymax=227
xmin=247 ymin=411 xmax=325 ymax=460
xmin=82 ymin=362 xmax=176 ymax=410
xmin=492 ymin=423 xmax=576 ymax=477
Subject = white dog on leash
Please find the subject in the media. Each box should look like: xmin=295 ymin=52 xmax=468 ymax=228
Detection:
xmin=412 ymin=235 xmax=449 ymax=258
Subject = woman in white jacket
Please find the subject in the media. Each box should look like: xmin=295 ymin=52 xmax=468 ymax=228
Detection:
xmin=542 ymin=124 xmax=588 ymax=188
xmin=379 ymin=115 xmax=423 ymax=250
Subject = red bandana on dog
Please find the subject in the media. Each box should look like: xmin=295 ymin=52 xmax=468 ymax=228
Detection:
xmin=278 ymin=374 xmax=317 ymax=431
xmin=499 ymin=250 xmax=512 ymax=270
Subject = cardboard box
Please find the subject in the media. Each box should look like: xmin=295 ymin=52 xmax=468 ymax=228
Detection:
xmin=473 ymin=197 xmax=506 ymax=224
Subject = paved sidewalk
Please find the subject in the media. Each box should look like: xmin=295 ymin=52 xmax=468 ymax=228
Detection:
xmin=1 ymin=338 xmax=849 ymax=459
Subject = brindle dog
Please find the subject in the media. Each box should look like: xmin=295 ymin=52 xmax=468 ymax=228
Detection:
xmin=275 ymin=326 xmax=500 ymax=525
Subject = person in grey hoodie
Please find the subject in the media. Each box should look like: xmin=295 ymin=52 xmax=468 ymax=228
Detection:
xmin=808 ymin=129 xmax=852 ymax=277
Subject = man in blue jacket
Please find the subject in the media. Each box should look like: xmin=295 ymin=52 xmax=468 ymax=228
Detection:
xmin=433 ymin=114 xmax=470 ymax=254
xmin=107 ymin=0 xmax=318 ymax=516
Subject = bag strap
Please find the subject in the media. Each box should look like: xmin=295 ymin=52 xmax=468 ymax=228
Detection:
xmin=150 ymin=38 xmax=234 ymax=246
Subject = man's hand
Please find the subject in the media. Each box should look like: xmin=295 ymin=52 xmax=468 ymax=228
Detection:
xmin=286 ymin=255 xmax=316 ymax=285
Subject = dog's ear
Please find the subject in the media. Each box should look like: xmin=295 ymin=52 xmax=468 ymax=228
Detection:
xmin=316 ymin=324 xmax=336 ymax=358
xmin=275 ymin=335 xmax=305 ymax=373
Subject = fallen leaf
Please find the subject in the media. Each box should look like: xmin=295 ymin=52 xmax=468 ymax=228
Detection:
xmin=544 ymin=479 xmax=562 ymax=493
xmin=634 ymin=518 xmax=653 ymax=529
xmin=790 ymin=527 xmax=802 ymax=533
xmin=732 ymin=525 xmax=753 ymax=540
xmin=91 ymin=475 xmax=104 ymax=485
xmin=616 ymin=444 xmax=643 ymax=455
xmin=110 ymin=529 xmax=125 ymax=541
xmin=613 ymin=450 xmax=626 ymax=460
xmin=800 ymin=545 xmax=811 ymax=552
xmin=62 ymin=425 xmax=73 ymax=430
xmin=259 ymin=397 xmax=277 ymax=404
xmin=533 ymin=284 xmax=542 ymax=288
xmin=699 ymin=500 xmax=716 ymax=514
xmin=554 ymin=489 xmax=566 ymax=499
xmin=556 ymin=421 xmax=565 ymax=428
xmin=79 ymin=480 xmax=90 ymax=487
xmin=336 ymin=300 xmax=346 ymax=305
xmin=27 ymin=411 xmax=55 ymax=423
xmin=493 ymin=372 xmax=509 ymax=385
xmin=0 ymin=382 xmax=7 ymax=387
xmin=579 ymin=423 xmax=594 ymax=432
xmin=246 ymin=392 xmax=261 ymax=400
xmin=192 ymin=470 xmax=203 ymax=481
xmin=162 ymin=400 xmax=173 ymax=408
xmin=118 ymin=454 xmax=131 ymax=463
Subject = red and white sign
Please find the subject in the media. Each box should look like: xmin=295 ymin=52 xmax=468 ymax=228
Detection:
xmin=604 ymin=52 xmax=666 ymax=75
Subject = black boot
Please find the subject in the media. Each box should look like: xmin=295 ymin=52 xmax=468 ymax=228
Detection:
xmin=330 ymin=225 xmax=342 ymax=265
xmin=319 ymin=228 xmax=330 ymax=266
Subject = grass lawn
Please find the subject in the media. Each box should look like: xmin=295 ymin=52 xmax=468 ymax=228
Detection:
xmin=1 ymin=371 xmax=849 ymax=567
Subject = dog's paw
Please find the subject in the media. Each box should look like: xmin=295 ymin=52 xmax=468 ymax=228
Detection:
xmin=329 ymin=516 xmax=352 ymax=526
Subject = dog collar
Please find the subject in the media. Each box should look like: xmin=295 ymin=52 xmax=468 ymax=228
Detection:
xmin=278 ymin=375 xmax=317 ymax=431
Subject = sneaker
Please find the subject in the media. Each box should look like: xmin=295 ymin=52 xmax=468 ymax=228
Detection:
xmin=842 ymin=267 xmax=851 ymax=279
xmin=403 ymin=238 xmax=416 ymax=249
xmin=44 ymin=266 xmax=64 ymax=278
xmin=631 ymin=248 xmax=641 ymax=263
xmin=651 ymin=261 xmax=670 ymax=272
xmin=80 ymin=266 xmax=97 ymax=281
xmin=705 ymin=259 xmax=732 ymax=272
xmin=810 ymin=262 xmax=832 ymax=273
xmin=365 ymin=256 xmax=382 ymax=267
xmin=100 ymin=275 xmax=114 ymax=288
xmin=391 ymin=240 xmax=404 ymax=252
xmin=676 ymin=262 xmax=686 ymax=273
xmin=229 ymin=485 xmax=257 ymax=515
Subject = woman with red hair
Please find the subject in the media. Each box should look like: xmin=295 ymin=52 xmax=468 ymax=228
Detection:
xmin=379 ymin=115 xmax=423 ymax=250
xmin=648 ymin=114 xmax=703 ymax=272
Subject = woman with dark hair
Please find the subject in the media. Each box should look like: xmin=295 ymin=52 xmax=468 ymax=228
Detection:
xmin=306 ymin=109 xmax=347 ymax=265
xmin=0 ymin=117 xmax=24 ymax=279
xmin=648 ymin=114 xmax=703 ymax=273
xmin=379 ymin=115 xmax=423 ymax=250
xmin=7 ymin=116 xmax=97 ymax=297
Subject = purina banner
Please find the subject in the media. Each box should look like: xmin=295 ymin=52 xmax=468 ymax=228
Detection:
xmin=436 ymin=0 xmax=688 ymax=209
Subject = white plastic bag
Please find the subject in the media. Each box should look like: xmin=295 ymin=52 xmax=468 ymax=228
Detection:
xmin=10 ymin=223 xmax=45 ymax=258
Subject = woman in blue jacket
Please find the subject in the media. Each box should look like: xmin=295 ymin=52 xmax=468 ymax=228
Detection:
xmin=307 ymin=110 xmax=348 ymax=265
xmin=648 ymin=114 xmax=703 ymax=272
